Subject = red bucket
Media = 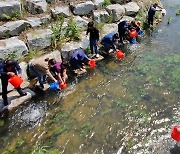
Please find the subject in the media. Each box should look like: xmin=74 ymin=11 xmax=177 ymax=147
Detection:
xmin=116 ymin=50 xmax=125 ymax=59
xmin=130 ymin=30 xmax=138 ymax=38
xmin=59 ymin=82 xmax=67 ymax=89
xmin=8 ymin=75 xmax=23 ymax=88
xmin=171 ymin=126 xmax=180 ymax=142
xmin=88 ymin=59 xmax=96 ymax=68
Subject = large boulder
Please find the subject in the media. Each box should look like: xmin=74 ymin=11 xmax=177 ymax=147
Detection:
xmin=74 ymin=16 xmax=89 ymax=29
xmin=24 ymin=0 xmax=47 ymax=15
xmin=0 ymin=37 xmax=28 ymax=59
xmin=94 ymin=0 xmax=104 ymax=9
xmin=51 ymin=6 xmax=70 ymax=18
xmin=26 ymin=15 xmax=51 ymax=27
xmin=61 ymin=32 xmax=89 ymax=60
xmin=0 ymin=27 xmax=9 ymax=39
xmin=26 ymin=29 xmax=53 ymax=50
xmin=0 ymin=20 xmax=31 ymax=38
xmin=106 ymin=4 xmax=125 ymax=22
xmin=93 ymin=10 xmax=110 ymax=23
xmin=0 ymin=0 xmax=21 ymax=20
xmin=73 ymin=1 xmax=94 ymax=15
xmin=101 ymin=23 xmax=118 ymax=35
xmin=120 ymin=15 xmax=134 ymax=22
xmin=123 ymin=2 xmax=140 ymax=16
xmin=110 ymin=0 xmax=132 ymax=5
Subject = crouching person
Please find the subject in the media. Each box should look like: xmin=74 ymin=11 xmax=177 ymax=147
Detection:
xmin=70 ymin=48 xmax=90 ymax=73
xmin=29 ymin=57 xmax=57 ymax=89
xmin=0 ymin=60 xmax=27 ymax=106
xmin=101 ymin=33 xmax=119 ymax=55
xmin=48 ymin=59 xmax=68 ymax=84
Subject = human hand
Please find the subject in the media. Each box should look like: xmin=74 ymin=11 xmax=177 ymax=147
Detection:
xmin=7 ymin=72 xmax=15 ymax=77
xmin=18 ymin=74 xmax=22 ymax=78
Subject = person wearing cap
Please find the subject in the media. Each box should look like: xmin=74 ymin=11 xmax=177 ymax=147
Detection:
xmin=0 ymin=60 xmax=27 ymax=106
xmin=29 ymin=57 xmax=57 ymax=89
xmin=148 ymin=3 xmax=163 ymax=26
xmin=86 ymin=21 xmax=100 ymax=58
xmin=48 ymin=59 xmax=68 ymax=84
xmin=70 ymin=48 xmax=90 ymax=73
xmin=101 ymin=33 xmax=119 ymax=53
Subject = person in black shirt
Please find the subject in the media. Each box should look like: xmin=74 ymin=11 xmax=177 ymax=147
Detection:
xmin=0 ymin=60 xmax=27 ymax=106
xmin=86 ymin=21 xmax=100 ymax=58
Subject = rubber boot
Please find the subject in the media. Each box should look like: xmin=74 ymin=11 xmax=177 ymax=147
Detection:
xmin=16 ymin=87 xmax=27 ymax=96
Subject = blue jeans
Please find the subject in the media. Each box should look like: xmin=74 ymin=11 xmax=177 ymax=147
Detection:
xmin=90 ymin=39 xmax=98 ymax=54
xmin=29 ymin=63 xmax=46 ymax=85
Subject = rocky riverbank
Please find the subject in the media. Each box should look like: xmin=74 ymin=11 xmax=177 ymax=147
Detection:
xmin=0 ymin=0 xmax=164 ymax=111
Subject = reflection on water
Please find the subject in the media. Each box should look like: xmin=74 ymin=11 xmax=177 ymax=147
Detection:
xmin=0 ymin=0 xmax=180 ymax=153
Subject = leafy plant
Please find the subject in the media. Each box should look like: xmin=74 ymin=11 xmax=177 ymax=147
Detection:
xmin=102 ymin=0 xmax=111 ymax=7
xmin=51 ymin=15 xmax=65 ymax=48
xmin=107 ymin=13 xmax=113 ymax=23
xmin=4 ymin=50 xmax=18 ymax=60
xmin=32 ymin=146 xmax=49 ymax=154
xmin=65 ymin=16 xmax=81 ymax=41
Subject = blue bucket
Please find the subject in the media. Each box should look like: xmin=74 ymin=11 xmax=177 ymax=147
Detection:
xmin=49 ymin=82 xmax=59 ymax=91
xmin=131 ymin=38 xmax=137 ymax=44
xmin=138 ymin=30 xmax=144 ymax=36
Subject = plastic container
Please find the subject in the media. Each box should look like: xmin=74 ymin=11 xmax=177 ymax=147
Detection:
xmin=131 ymin=38 xmax=137 ymax=44
xmin=130 ymin=30 xmax=138 ymax=38
xmin=59 ymin=82 xmax=67 ymax=89
xmin=171 ymin=126 xmax=180 ymax=142
xmin=49 ymin=82 xmax=59 ymax=91
xmin=8 ymin=75 xmax=23 ymax=88
xmin=88 ymin=59 xmax=96 ymax=68
xmin=138 ymin=30 xmax=144 ymax=36
xmin=116 ymin=50 xmax=125 ymax=59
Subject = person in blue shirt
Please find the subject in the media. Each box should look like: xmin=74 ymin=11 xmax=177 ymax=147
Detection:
xmin=148 ymin=3 xmax=162 ymax=26
xmin=70 ymin=48 xmax=90 ymax=73
xmin=0 ymin=60 xmax=27 ymax=106
xmin=101 ymin=33 xmax=119 ymax=53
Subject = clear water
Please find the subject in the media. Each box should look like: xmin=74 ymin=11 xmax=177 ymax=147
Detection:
xmin=0 ymin=0 xmax=180 ymax=153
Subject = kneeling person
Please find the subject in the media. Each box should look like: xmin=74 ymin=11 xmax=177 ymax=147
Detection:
xmin=70 ymin=48 xmax=90 ymax=73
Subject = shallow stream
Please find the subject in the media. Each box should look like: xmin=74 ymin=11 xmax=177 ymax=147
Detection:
xmin=0 ymin=0 xmax=179 ymax=153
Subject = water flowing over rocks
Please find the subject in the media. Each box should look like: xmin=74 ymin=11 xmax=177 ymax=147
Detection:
xmin=0 ymin=37 xmax=28 ymax=59
xmin=24 ymin=0 xmax=48 ymax=15
xmin=0 ymin=0 xmax=21 ymax=20
xmin=106 ymin=4 xmax=125 ymax=22
xmin=26 ymin=29 xmax=53 ymax=50
xmin=73 ymin=1 xmax=94 ymax=15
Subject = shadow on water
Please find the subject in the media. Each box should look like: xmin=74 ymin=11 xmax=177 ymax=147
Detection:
xmin=0 ymin=0 xmax=180 ymax=153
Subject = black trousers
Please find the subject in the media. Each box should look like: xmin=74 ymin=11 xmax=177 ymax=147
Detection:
xmin=148 ymin=15 xmax=154 ymax=25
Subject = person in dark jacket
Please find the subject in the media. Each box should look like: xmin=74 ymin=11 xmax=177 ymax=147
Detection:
xmin=86 ymin=21 xmax=100 ymax=58
xmin=148 ymin=3 xmax=162 ymax=26
xmin=0 ymin=60 xmax=27 ymax=106
xmin=48 ymin=59 xmax=68 ymax=84
xmin=101 ymin=33 xmax=119 ymax=53
xmin=118 ymin=20 xmax=129 ymax=44
xmin=70 ymin=48 xmax=90 ymax=73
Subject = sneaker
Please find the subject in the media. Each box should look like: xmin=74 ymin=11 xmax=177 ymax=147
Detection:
xmin=96 ymin=54 xmax=100 ymax=58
